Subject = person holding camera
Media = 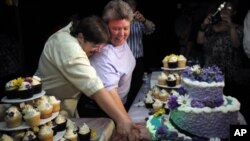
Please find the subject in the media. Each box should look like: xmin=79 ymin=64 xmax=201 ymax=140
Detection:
xmin=196 ymin=1 xmax=243 ymax=88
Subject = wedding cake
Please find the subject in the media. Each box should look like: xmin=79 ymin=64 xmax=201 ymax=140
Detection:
xmin=146 ymin=65 xmax=240 ymax=140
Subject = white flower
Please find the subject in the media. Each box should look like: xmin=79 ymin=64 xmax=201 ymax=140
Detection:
xmin=171 ymin=90 xmax=179 ymax=97
xmin=191 ymin=65 xmax=201 ymax=72
xmin=177 ymin=95 xmax=190 ymax=107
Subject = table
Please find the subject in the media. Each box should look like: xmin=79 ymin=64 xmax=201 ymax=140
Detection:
xmin=72 ymin=118 xmax=115 ymax=141
xmin=128 ymin=71 xmax=247 ymax=125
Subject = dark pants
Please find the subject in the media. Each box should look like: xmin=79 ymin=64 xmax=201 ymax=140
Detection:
xmin=77 ymin=94 xmax=109 ymax=118
xmin=125 ymin=57 xmax=144 ymax=110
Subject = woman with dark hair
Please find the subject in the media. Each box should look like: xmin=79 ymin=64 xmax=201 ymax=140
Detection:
xmin=36 ymin=15 xmax=139 ymax=141
xmin=197 ymin=1 xmax=243 ymax=86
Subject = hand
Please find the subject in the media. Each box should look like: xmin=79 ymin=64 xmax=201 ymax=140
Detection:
xmin=134 ymin=11 xmax=146 ymax=22
xmin=136 ymin=123 xmax=151 ymax=140
xmin=220 ymin=12 xmax=234 ymax=29
xmin=202 ymin=13 xmax=213 ymax=25
xmin=116 ymin=119 xmax=140 ymax=141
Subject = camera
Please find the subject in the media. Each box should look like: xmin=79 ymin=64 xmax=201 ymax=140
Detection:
xmin=210 ymin=2 xmax=226 ymax=24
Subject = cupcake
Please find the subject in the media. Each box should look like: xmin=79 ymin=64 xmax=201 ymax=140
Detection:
xmin=66 ymin=119 xmax=76 ymax=130
xmin=178 ymin=55 xmax=187 ymax=68
xmin=144 ymin=95 xmax=154 ymax=108
xmin=38 ymin=125 xmax=54 ymax=141
xmin=64 ymin=128 xmax=78 ymax=141
xmin=48 ymin=96 xmax=61 ymax=113
xmin=152 ymin=99 xmax=163 ymax=112
xmin=5 ymin=78 xmax=19 ymax=99
xmin=11 ymin=130 xmax=25 ymax=141
xmin=152 ymin=86 xmax=160 ymax=99
xmin=35 ymin=99 xmax=53 ymax=119
xmin=22 ymin=130 xmax=38 ymax=141
xmin=31 ymin=76 xmax=42 ymax=94
xmin=0 ymin=134 xmax=14 ymax=141
xmin=21 ymin=104 xmax=34 ymax=114
xmin=54 ymin=114 xmax=67 ymax=132
xmin=78 ymin=123 xmax=91 ymax=141
xmin=23 ymin=107 xmax=41 ymax=127
xmin=18 ymin=81 xmax=33 ymax=99
xmin=46 ymin=121 xmax=58 ymax=136
xmin=173 ymin=73 xmax=181 ymax=85
xmin=31 ymin=126 xmax=40 ymax=135
xmin=158 ymin=72 xmax=167 ymax=85
xmin=168 ymin=55 xmax=178 ymax=68
xmin=162 ymin=56 xmax=169 ymax=68
xmin=0 ymin=104 xmax=7 ymax=121
xmin=166 ymin=74 xmax=177 ymax=87
xmin=159 ymin=89 xmax=169 ymax=101
xmin=4 ymin=106 xmax=22 ymax=128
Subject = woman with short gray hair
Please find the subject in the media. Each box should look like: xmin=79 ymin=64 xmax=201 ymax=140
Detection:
xmin=78 ymin=0 xmax=141 ymax=141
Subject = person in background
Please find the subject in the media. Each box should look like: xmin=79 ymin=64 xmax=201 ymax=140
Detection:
xmin=123 ymin=0 xmax=155 ymax=110
xmin=35 ymin=15 xmax=140 ymax=141
xmin=244 ymin=10 xmax=250 ymax=59
xmin=196 ymin=0 xmax=243 ymax=91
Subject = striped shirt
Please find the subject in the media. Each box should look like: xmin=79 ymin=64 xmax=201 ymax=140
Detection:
xmin=127 ymin=20 xmax=155 ymax=58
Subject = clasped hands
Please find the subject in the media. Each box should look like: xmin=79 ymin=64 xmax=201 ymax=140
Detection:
xmin=112 ymin=123 xmax=148 ymax=141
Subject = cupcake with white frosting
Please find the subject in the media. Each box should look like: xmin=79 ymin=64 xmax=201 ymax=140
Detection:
xmin=38 ymin=125 xmax=53 ymax=141
xmin=35 ymin=99 xmax=53 ymax=119
xmin=4 ymin=106 xmax=22 ymax=128
xmin=158 ymin=72 xmax=167 ymax=85
xmin=166 ymin=74 xmax=177 ymax=87
xmin=178 ymin=55 xmax=187 ymax=68
xmin=64 ymin=128 xmax=78 ymax=141
xmin=152 ymin=99 xmax=163 ymax=112
xmin=162 ymin=56 xmax=169 ymax=68
xmin=173 ymin=73 xmax=181 ymax=85
xmin=48 ymin=96 xmax=61 ymax=113
xmin=0 ymin=134 xmax=14 ymax=141
xmin=31 ymin=75 xmax=42 ymax=94
xmin=54 ymin=114 xmax=67 ymax=132
xmin=23 ymin=106 xmax=41 ymax=127
xmin=5 ymin=79 xmax=19 ymax=99
xmin=144 ymin=95 xmax=154 ymax=108
xmin=78 ymin=123 xmax=91 ymax=141
xmin=159 ymin=89 xmax=169 ymax=101
xmin=18 ymin=81 xmax=33 ymax=99
xmin=152 ymin=86 xmax=160 ymax=99
xmin=168 ymin=55 xmax=178 ymax=68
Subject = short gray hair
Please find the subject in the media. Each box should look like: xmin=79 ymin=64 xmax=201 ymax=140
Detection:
xmin=103 ymin=0 xmax=134 ymax=22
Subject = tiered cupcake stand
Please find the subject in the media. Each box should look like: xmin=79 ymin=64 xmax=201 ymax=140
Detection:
xmin=0 ymin=91 xmax=65 ymax=140
xmin=156 ymin=67 xmax=186 ymax=89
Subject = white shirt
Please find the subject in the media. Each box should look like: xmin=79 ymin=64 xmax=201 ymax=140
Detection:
xmin=90 ymin=42 xmax=136 ymax=103
xmin=36 ymin=23 xmax=104 ymax=99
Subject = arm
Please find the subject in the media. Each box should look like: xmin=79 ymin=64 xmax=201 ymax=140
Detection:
xmin=134 ymin=11 xmax=155 ymax=34
xmin=91 ymin=88 xmax=140 ymax=141
xmin=197 ymin=14 xmax=212 ymax=44
xmin=109 ymin=88 xmax=128 ymax=115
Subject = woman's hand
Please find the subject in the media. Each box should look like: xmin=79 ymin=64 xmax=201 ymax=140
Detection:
xmin=134 ymin=11 xmax=146 ymax=23
xmin=114 ymin=119 xmax=140 ymax=141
